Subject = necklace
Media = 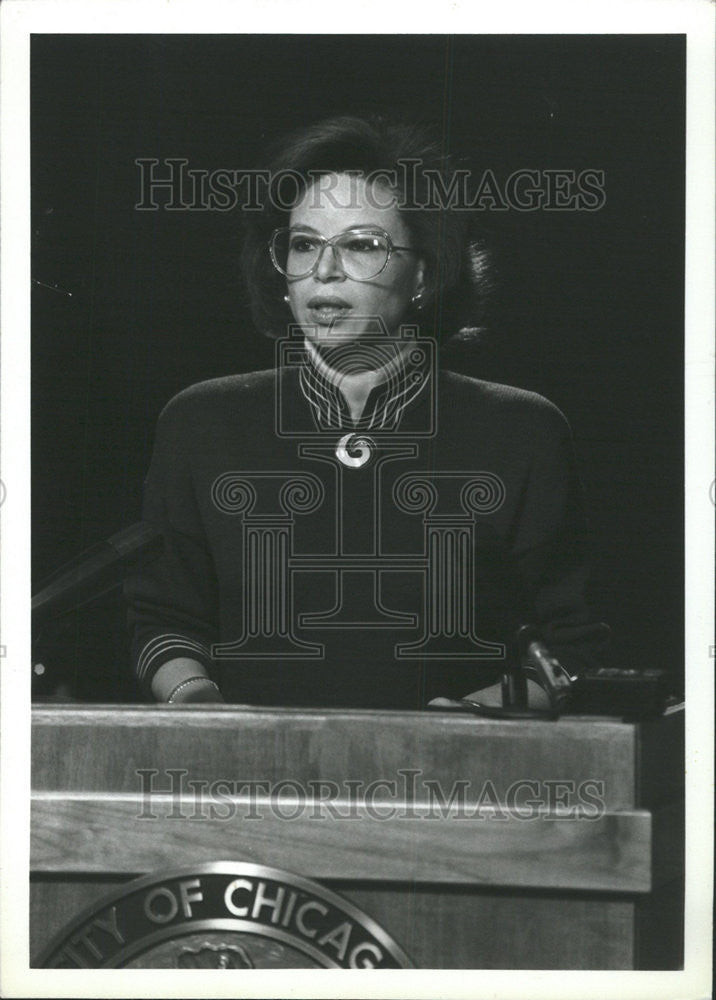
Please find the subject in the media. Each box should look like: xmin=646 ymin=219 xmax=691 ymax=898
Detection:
xmin=335 ymin=432 xmax=376 ymax=468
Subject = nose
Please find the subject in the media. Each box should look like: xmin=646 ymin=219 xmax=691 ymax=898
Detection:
xmin=314 ymin=241 xmax=345 ymax=281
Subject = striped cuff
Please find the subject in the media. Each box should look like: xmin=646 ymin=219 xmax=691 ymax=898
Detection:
xmin=136 ymin=632 xmax=215 ymax=695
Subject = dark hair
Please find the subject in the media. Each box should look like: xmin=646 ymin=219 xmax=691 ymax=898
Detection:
xmin=241 ymin=115 xmax=494 ymax=343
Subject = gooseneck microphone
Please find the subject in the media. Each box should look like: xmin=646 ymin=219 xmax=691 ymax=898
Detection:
xmin=32 ymin=521 xmax=163 ymax=627
xmin=515 ymin=624 xmax=576 ymax=712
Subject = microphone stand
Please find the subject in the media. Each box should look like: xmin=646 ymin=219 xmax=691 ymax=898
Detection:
xmin=31 ymin=522 xmax=163 ymax=688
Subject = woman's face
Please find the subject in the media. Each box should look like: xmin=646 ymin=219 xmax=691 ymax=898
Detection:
xmin=285 ymin=173 xmax=425 ymax=345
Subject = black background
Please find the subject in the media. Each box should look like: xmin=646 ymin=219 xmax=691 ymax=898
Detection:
xmin=31 ymin=34 xmax=685 ymax=701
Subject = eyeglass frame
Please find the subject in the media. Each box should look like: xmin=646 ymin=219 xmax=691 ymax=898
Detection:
xmin=268 ymin=226 xmax=420 ymax=282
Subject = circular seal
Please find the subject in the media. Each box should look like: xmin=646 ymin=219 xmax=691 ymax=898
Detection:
xmin=34 ymin=862 xmax=413 ymax=969
xmin=335 ymin=432 xmax=375 ymax=469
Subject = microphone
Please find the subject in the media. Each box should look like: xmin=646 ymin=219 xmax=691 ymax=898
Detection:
xmin=32 ymin=522 xmax=163 ymax=626
xmin=515 ymin=624 xmax=575 ymax=712
xmin=428 ymin=625 xmax=573 ymax=720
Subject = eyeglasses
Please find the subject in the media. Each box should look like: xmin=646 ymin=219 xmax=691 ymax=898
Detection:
xmin=269 ymin=227 xmax=418 ymax=282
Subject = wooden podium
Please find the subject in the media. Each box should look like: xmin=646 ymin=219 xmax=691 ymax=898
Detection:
xmin=31 ymin=704 xmax=684 ymax=969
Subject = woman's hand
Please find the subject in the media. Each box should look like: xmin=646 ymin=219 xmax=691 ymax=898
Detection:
xmin=429 ymin=679 xmax=551 ymax=711
xmin=151 ymin=657 xmax=224 ymax=704
xmin=462 ymin=679 xmax=551 ymax=709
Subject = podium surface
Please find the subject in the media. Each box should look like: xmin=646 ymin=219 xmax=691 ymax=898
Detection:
xmin=31 ymin=704 xmax=684 ymax=968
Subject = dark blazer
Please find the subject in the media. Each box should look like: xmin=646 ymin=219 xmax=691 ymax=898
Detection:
xmin=125 ymin=352 xmax=610 ymax=708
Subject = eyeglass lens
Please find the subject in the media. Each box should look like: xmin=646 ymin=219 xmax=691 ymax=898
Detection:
xmin=272 ymin=231 xmax=391 ymax=280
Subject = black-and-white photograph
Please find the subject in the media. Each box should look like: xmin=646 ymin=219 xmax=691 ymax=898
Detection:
xmin=1 ymin=3 xmax=713 ymax=997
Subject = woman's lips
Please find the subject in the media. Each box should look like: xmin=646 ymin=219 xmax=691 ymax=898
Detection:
xmin=306 ymin=297 xmax=352 ymax=324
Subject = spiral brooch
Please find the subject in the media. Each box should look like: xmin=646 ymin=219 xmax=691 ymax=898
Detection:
xmin=335 ymin=432 xmax=376 ymax=469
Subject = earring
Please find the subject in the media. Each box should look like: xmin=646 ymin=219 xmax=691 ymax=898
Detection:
xmin=411 ymin=293 xmax=424 ymax=310
xmin=283 ymin=294 xmax=290 ymax=304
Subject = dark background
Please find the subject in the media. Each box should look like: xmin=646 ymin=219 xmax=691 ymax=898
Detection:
xmin=31 ymin=34 xmax=685 ymax=701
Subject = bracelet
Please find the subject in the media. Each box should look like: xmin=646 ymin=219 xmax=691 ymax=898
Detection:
xmin=166 ymin=676 xmax=220 ymax=704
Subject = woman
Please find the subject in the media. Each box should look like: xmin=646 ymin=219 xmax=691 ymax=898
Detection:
xmin=125 ymin=116 xmax=610 ymax=708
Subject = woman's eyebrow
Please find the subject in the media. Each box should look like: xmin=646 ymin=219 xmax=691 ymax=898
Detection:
xmin=341 ymin=224 xmax=388 ymax=234
xmin=289 ymin=224 xmax=388 ymax=235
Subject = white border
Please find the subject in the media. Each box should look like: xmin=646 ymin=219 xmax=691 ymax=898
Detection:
xmin=1 ymin=1 xmax=713 ymax=998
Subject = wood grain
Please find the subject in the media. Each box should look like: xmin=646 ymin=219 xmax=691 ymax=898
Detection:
xmin=31 ymin=793 xmax=652 ymax=890
xmin=32 ymin=704 xmax=646 ymax=808
xmin=30 ymin=704 xmax=685 ymax=969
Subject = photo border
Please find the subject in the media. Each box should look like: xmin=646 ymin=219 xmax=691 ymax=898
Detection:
xmin=1 ymin=1 xmax=713 ymax=997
